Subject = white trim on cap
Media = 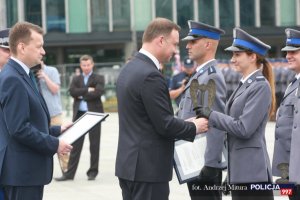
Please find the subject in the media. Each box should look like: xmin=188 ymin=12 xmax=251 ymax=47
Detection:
xmin=0 ymin=37 xmax=8 ymax=44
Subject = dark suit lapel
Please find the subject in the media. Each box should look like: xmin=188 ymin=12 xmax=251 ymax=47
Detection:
xmin=135 ymin=53 xmax=159 ymax=72
xmin=8 ymin=59 xmax=50 ymax=121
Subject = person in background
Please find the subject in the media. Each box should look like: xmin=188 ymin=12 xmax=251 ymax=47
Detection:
xmin=169 ymin=57 xmax=196 ymax=106
xmin=55 ymin=54 xmax=105 ymax=181
xmin=0 ymin=29 xmax=10 ymax=71
xmin=178 ymin=20 xmax=226 ymax=200
xmin=197 ymin=28 xmax=275 ymax=200
xmin=272 ymin=29 xmax=300 ymax=186
xmin=280 ymin=28 xmax=300 ymax=200
xmin=115 ymin=18 xmax=209 ymax=200
xmin=0 ymin=21 xmax=72 ymax=200
xmin=0 ymin=27 xmax=10 ymax=200
xmin=33 ymin=60 xmax=68 ymax=173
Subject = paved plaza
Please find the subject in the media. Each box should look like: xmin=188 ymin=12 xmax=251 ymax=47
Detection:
xmin=44 ymin=112 xmax=288 ymax=200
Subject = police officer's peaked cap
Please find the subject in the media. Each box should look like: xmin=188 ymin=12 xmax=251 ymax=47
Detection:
xmin=183 ymin=57 xmax=194 ymax=68
xmin=225 ymin=28 xmax=270 ymax=56
xmin=182 ymin=20 xmax=225 ymax=41
xmin=0 ymin=29 xmax=9 ymax=49
xmin=281 ymin=28 xmax=300 ymax=51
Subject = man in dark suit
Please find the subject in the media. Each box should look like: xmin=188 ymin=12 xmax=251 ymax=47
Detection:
xmin=115 ymin=18 xmax=209 ymax=200
xmin=55 ymin=54 xmax=105 ymax=181
xmin=0 ymin=22 xmax=72 ymax=200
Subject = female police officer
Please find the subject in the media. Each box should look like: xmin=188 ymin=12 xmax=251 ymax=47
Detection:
xmin=197 ymin=28 xmax=275 ymax=200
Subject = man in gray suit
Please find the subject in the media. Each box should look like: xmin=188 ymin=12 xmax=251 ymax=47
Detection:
xmin=281 ymin=28 xmax=300 ymax=200
xmin=272 ymin=29 xmax=300 ymax=184
xmin=178 ymin=20 xmax=226 ymax=200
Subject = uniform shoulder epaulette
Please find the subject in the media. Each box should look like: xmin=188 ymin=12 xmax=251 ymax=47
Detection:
xmin=256 ymin=75 xmax=265 ymax=81
xmin=208 ymin=66 xmax=216 ymax=75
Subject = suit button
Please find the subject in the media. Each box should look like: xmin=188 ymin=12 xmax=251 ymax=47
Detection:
xmin=278 ymin=114 xmax=281 ymax=117
xmin=296 ymin=110 xmax=298 ymax=114
xmin=276 ymin=125 xmax=279 ymax=128
xmin=275 ymin=138 xmax=278 ymax=140
xmin=294 ymin=126 xmax=297 ymax=129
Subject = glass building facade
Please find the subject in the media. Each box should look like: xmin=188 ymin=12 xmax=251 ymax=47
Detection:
xmin=3 ymin=0 xmax=300 ymax=63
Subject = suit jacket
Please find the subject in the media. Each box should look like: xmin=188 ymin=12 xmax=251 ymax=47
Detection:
xmin=209 ymin=71 xmax=272 ymax=184
xmin=289 ymin=84 xmax=300 ymax=184
xmin=272 ymin=78 xmax=299 ymax=176
xmin=115 ymin=53 xmax=196 ymax=182
xmin=0 ymin=59 xmax=60 ymax=186
xmin=69 ymin=72 xmax=104 ymax=121
xmin=177 ymin=60 xmax=226 ymax=168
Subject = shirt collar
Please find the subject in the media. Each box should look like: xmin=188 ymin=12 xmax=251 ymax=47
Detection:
xmin=196 ymin=59 xmax=215 ymax=72
xmin=139 ymin=48 xmax=160 ymax=70
xmin=295 ymin=73 xmax=300 ymax=80
xmin=11 ymin=56 xmax=30 ymax=76
xmin=241 ymin=69 xmax=260 ymax=83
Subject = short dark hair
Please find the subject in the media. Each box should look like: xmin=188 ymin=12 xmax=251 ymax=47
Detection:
xmin=9 ymin=21 xmax=43 ymax=55
xmin=142 ymin=18 xmax=181 ymax=43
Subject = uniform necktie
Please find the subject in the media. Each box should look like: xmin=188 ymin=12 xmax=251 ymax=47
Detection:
xmin=29 ymin=71 xmax=39 ymax=92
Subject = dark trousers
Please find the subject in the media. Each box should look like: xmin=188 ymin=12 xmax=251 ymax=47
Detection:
xmin=64 ymin=111 xmax=101 ymax=178
xmin=187 ymin=166 xmax=222 ymax=200
xmin=3 ymin=185 xmax=44 ymax=200
xmin=118 ymin=178 xmax=169 ymax=200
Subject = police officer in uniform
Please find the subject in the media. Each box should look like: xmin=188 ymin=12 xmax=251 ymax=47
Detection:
xmin=281 ymin=28 xmax=300 ymax=200
xmin=197 ymin=28 xmax=275 ymax=200
xmin=169 ymin=57 xmax=196 ymax=106
xmin=178 ymin=20 xmax=226 ymax=200
xmin=272 ymin=29 xmax=300 ymax=185
xmin=0 ymin=29 xmax=10 ymax=71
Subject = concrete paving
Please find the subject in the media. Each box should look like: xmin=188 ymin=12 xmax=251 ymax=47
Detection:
xmin=44 ymin=112 xmax=288 ymax=200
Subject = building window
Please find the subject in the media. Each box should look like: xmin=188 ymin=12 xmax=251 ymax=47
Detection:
xmin=134 ymin=0 xmax=152 ymax=31
xmin=280 ymin=0 xmax=296 ymax=26
xmin=177 ymin=0 xmax=193 ymax=29
xmin=113 ymin=0 xmax=130 ymax=31
xmin=68 ymin=0 xmax=88 ymax=33
xmin=156 ymin=0 xmax=173 ymax=20
xmin=261 ymin=0 xmax=275 ymax=26
xmin=91 ymin=0 xmax=109 ymax=32
xmin=6 ymin=0 xmax=18 ymax=27
xmin=46 ymin=0 xmax=66 ymax=32
xmin=240 ymin=0 xmax=255 ymax=27
xmin=25 ymin=0 xmax=42 ymax=26
xmin=198 ymin=0 xmax=214 ymax=26
xmin=219 ymin=0 xmax=234 ymax=28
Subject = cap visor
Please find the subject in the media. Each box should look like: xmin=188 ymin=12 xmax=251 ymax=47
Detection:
xmin=0 ymin=45 xmax=9 ymax=49
xmin=225 ymin=46 xmax=245 ymax=52
xmin=181 ymin=35 xmax=199 ymax=41
xmin=281 ymin=46 xmax=300 ymax=51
